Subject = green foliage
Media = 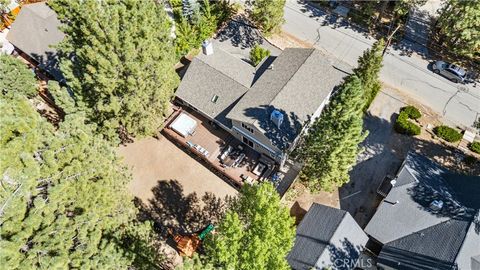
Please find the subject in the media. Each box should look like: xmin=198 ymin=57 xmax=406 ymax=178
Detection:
xmin=469 ymin=141 xmax=480 ymax=154
xmin=249 ymin=45 xmax=270 ymax=66
xmin=296 ymin=76 xmax=367 ymax=192
xmin=177 ymin=254 xmax=215 ymax=270
xmin=174 ymin=0 xmax=226 ymax=57
xmin=353 ymin=39 xmax=385 ymax=111
xmin=0 ymin=92 xmax=161 ymax=269
xmin=0 ymin=54 xmax=37 ymax=97
xmin=50 ymin=0 xmax=179 ymax=142
xmin=464 ymin=155 xmax=478 ymax=165
xmin=249 ymin=0 xmax=286 ymax=36
xmin=433 ymin=125 xmax=463 ymax=142
xmin=394 ymin=0 xmax=427 ymax=18
xmin=437 ymin=0 xmax=480 ymax=58
xmin=204 ymin=183 xmax=295 ymax=270
xmin=394 ymin=107 xmax=421 ymax=136
xmin=401 ymin=105 xmax=422 ymax=119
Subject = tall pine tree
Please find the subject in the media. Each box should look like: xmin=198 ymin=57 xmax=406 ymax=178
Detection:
xmin=296 ymin=76 xmax=367 ymax=192
xmin=50 ymin=0 xmax=179 ymax=142
xmin=353 ymin=39 xmax=385 ymax=110
xmin=437 ymin=0 xmax=479 ymax=58
xmin=204 ymin=183 xmax=295 ymax=270
xmin=0 ymin=54 xmax=38 ymax=97
xmin=248 ymin=0 xmax=286 ymax=36
xmin=0 ymin=61 xmax=161 ymax=269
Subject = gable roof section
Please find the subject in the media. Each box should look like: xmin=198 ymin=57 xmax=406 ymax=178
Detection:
xmin=175 ymin=56 xmax=250 ymax=128
xmin=366 ymin=153 xmax=480 ymax=270
xmin=287 ymin=203 xmax=368 ymax=270
xmin=6 ymin=2 xmax=65 ymax=81
xmin=226 ymin=48 xmax=346 ymax=150
xmin=377 ymin=219 xmax=471 ymax=270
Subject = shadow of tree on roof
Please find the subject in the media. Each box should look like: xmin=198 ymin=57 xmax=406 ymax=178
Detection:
xmin=242 ymin=105 xmax=303 ymax=151
xmin=134 ymin=179 xmax=232 ymax=237
xmin=30 ymin=51 xmax=65 ymax=83
xmin=378 ymin=245 xmax=460 ymax=270
xmin=216 ymin=14 xmax=263 ymax=50
xmin=327 ymin=238 xmax=364 ymax=270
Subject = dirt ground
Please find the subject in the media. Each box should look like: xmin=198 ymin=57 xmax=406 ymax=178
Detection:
xmin=118 ymin=136 xmax=238 ymax=202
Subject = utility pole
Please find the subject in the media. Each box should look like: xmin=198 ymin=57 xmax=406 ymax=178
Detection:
xmin=382 ymin=24 xmax=401 ymax=56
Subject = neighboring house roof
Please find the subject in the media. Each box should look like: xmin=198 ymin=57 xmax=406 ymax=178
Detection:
xmin=176 ymin=46 xmax=347 ymax=150
xmin=287 ymin=203 xmax=368 ymax=270
xmin=6 ymin=2 xmax=65 ymax=81
xmin=365 ymin=153 xmax=480 ymax=270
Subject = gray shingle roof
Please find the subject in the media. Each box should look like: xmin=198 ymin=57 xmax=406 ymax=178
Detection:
xmin=227 ymin=48 xmax=347 ymax=150
xmin=175 ymin=56 xmax=249 ymax=128
xmin=366 ymin=153 xmax=480 ymax=270
xmin=287 ymin=203 xmax=368 ymax=270
xmin=6 ymin=2 xmax=65 ymax=81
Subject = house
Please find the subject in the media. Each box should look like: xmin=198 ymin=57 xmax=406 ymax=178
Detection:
xmin=286 ymin=203 xmax=369 ymax=270
xmin=365 ymin=153 xmax=480 ymax=270
xmin=6 ymin=2 xmax=64 ymax=82
xmin=175 ymin=42 xmax=346 ymax=166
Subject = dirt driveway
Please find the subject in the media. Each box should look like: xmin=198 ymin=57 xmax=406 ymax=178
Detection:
xmin=118 ymin=136 xmax=237 ymax=202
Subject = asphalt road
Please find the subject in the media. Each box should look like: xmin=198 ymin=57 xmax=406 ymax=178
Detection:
xmin=283 ymin=0 xmax=480 ymax=128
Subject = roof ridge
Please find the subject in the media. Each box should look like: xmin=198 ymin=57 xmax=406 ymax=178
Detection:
xmin=196 ymin=50 xmax=254 ymax=88
xmin=194 ymin=58 xmax=250 ymax=92
xmin=452 ymin=218 xmax=476 ymax=263
xmin=252 ymin=48 xmax=315 ymax=126
xmin=327 ymin=210 xmax=349 ymax=244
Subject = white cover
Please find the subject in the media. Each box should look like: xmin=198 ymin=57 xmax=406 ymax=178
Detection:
xmin=169 ymin=112 xmax=197 ymax=137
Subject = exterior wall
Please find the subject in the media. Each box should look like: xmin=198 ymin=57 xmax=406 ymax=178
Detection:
xmin=230 ymin=119 xmax=283 ymax=162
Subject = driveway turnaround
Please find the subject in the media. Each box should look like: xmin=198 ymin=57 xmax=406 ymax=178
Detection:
xmin=118 ymin=136 xmax=237 ymax=202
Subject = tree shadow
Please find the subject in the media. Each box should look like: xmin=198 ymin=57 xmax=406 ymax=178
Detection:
xmin=215 ymin=14 xmax=263 ymax=50
xmin=327 ymin=238 xmax=364 ymax=270
xmin=134 ymin=179 xmax=231 ymax=237
xmin=241 ymin=105 xmax=303 ymax=151
xmin=394 ymin=8 xmax=433 ymax=59
xmin=30 ymin=51 xmax=65 ymax=83
xmin=295 ymin=0 xmax=373 ymax=38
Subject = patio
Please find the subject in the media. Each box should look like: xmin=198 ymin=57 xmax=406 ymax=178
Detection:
xmin=162 ymin=106 xmax=296 ymax=194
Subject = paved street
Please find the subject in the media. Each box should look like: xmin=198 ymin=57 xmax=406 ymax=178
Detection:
xmin=283 ymin=0 xmax=480 ymax=128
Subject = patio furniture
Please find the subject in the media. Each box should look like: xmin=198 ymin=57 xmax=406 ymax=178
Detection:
xmin=253 ymin=162 xmax=266 ymax=176
xmin=241 ymin=174 xmax=255 ymax=185
xmin=233 ymin=153 xmax=246 ymax=167
xmin=193 ymin=144 xmax=209 ymax=157
xmin=220 ymin=145 xmax=233 ymax=162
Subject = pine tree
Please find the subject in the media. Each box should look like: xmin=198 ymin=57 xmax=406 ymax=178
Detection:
xmin=296 ymin=76 xmax=367 ymax=192
xmin=50 ymin=0 xmax=179 ymax=142
xmin=248 ymin=0 xmax=286 ymax=36
xmin=0 ymin=84 xmax=161 ymax=268
xmin=353 ymin=39 xmax=385 ymax=110
xmin=0 ymin=54 xmax=38 ymax=97
xmin=204 ymin=183 xmax=295 ymax=270
xmin=437 ymin=0 xmax=480 ymax=58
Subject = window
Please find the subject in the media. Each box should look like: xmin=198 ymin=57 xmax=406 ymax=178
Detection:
xmin=241 ymin=123 xmax=254 ymax=133
xmin=242 ymin=136 xmax=254 ymax=148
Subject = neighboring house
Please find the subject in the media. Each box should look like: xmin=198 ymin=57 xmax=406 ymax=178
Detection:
xmin=6 ymin=2 xmax=64 ymax=82
xmin=286 ymin=203 xmax=369 ymax=270
xmin=365 ymin=153 xmax=480 ymax=270
xmin=175 ymin=42 xmax=346 ymax=165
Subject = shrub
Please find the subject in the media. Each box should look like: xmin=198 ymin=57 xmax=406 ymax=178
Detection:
xmin=249 ymin=45 xmax=270 ymax=66
xmin=400 ymin=105 xmax=421 ymax=120
xmin=394 ymin=106 xmax=421 ymax=136
xmin=469 ymin=141 xmax=480 ymax=154
xmin=433 ymin=125 xmax=463 ymax=142
xmin=464 ymin=155 xmax=478 ymax=165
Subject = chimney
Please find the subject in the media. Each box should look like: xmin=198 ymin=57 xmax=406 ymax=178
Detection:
xmin=270 ymin=110 xmax=284 ymax=129
xmin=202 ymin=40 xmax=213 ymax=55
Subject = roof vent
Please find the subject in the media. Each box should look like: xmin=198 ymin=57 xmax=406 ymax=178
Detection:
xmin=270 ymin=110 xmax=284 ymax=128
xmin=202 ymin=40 xmax=213 ymax=55
xmin=429 ymin=200 xmax=444 ymax=212
xmin=268 ymin=64 xmax=274 ymax=70
xmin=211 ymin=94 xmax=219 ymax=103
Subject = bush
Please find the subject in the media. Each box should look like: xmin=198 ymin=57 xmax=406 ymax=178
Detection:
xmin=433 ymin=125 xmax=463 ymax=142
xmin=469 ymin=141 xmax=480 ymax=154
xmin=400 ymin=105 xmax=421 ymax=120
xmin=249 ymin=45 xmax=270 ymax=66
xmin=394 ymin=106 xmax=421 ymax=136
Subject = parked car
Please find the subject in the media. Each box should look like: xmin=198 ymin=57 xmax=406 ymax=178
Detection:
xmin=432 ymin=60 xmax=467 ymax=83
